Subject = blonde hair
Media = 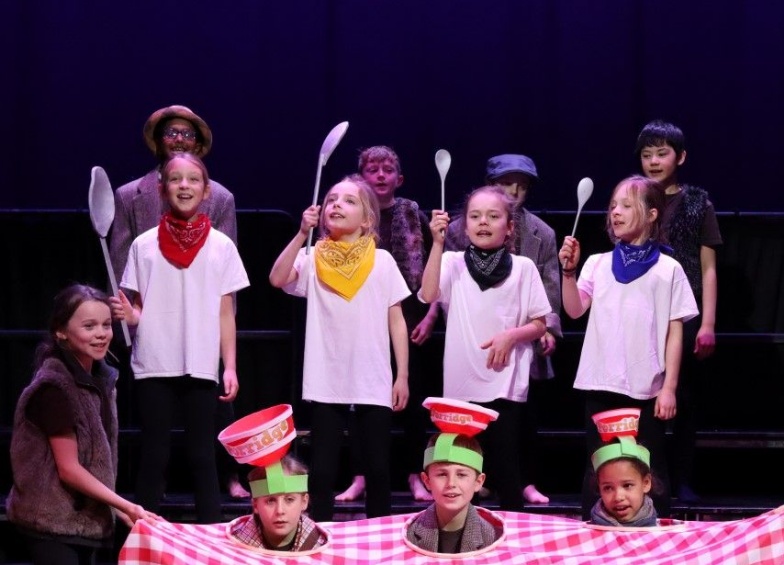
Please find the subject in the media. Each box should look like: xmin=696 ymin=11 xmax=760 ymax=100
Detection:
xmin=605 ymin=175 xmax=666 ymax=244
xmin=319 ymin=175 xmax=380 ymax=242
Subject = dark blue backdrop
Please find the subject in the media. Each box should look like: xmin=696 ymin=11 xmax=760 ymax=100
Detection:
xmin=2 ymin=1 xmax=783 ymax=213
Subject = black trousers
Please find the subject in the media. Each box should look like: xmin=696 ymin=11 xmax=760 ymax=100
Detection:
xmin=308 ymin=402 xmax=392 ymax=520
xmin=475 ymin=398 xmax=527 ymax=512
xmin=670 ymin=315 xmax=702 ymax=490
xmin=134 ymin=376 xmax=222 ymax=523
xmin=25 ymin=534 xmax=97 ymax=565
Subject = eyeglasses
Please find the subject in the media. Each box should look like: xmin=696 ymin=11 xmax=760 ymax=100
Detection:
xmin=162 ymin=127 xmax=198 ymax=141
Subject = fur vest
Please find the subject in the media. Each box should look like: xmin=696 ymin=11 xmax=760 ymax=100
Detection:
xmin=7 ymin=354 xmax=119 ymax=541
xmin=384 ymin=198 xmax=425 ymax=292
xmin=666 ymin=185 xmax=708 ymax=299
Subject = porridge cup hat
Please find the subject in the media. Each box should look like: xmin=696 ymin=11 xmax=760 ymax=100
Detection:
xmin=590 ymin=408 xmax=650 ymax=471
xmin=218 ymin=404 xmax=307 ymax=496
xmin=421 ymin=397 xmax=499 ymax=473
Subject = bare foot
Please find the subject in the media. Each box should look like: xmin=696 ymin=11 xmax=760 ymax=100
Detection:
xmin=522 ymin=484 xmax=549 ymax=504
xmin=335 ymin=475 xmax=366 ymax=501
xmin=408 ymin=474 xmax=433 ymax=501
xmin=227 ymin=477 xmax=250 ymax=499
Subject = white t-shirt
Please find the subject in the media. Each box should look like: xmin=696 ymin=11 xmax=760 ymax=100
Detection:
xmin=433 ymin=251 xmax=551 ymax=403
xmin=122 ymin=227 xmax=250 ymax=382
xmin=574 ymin=251 xmax=698 ymax=400
xmin=284 ymin=246 xmax=410 ymax=407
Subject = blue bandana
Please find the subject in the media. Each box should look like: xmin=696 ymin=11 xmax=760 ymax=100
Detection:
xmin=611 ymin=241 xmax=668 ymax=284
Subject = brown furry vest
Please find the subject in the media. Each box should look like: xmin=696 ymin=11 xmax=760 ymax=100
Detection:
xmin=7 ymin=356 xmax=118 ymax=541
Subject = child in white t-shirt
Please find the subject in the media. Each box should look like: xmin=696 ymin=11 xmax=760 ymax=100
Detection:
xmin=269 ymin=175 xmax=410 ymax=521
xmin=421 ymin=185 xmax=550 ymax=511
xmin=113 ymin=153 xmax=249 ymax=523
xmin=558 ymin=175 xmax=698 ymax=519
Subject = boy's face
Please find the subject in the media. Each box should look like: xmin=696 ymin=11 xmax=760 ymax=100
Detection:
xmin=491 ymin=172 xmax=532 ymax=207
xmin=159 ymin=118 xmax=201 ymax=159
xmin=161 ymin=157 xmax=211 ymax=222
xmin=421 ymin=462 xmax=485 ymax=516
xmin=253 ymin=493 xmax=309 ymax=548
xmin=360 ymin=158 xmax=403 ymax=206
xmin=640 ymin=143 xmax=686 ymax=187
xmin=598 ymin=460 xmax=651 ymax=523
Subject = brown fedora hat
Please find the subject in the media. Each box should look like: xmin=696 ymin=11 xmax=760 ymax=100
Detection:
xmin=143 ymin=105 xmax=213 ymax=157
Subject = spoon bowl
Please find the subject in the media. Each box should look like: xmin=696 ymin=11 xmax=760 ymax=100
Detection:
xmin=88 ymin=166 xmax=131 ymax=347
xmin=306 ymin=121 xmax=349 ymax=253
xmin=435 ymin=149 xmax=451 ymax=211
xmin=571 ymin=177 xmax=594 ymax=237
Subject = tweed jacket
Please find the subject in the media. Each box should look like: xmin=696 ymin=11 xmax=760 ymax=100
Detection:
xmin=406 ymin=504 xmax=502 ymax=553
xmin=108 ymin=168 xmax=237 ymax=284
xmin=445 ymin=207 xmax=562 ymax=378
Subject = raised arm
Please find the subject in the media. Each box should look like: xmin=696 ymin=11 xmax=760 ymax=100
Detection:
xmin=420 ymin=210 xmax=449 ymax=303
xmin=558 ymin=236 xmax=591 ymax=318
xmin=269 ymin=205 xmax=320 ymax=288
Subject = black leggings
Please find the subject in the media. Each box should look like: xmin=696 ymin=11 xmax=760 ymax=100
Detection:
xmin=134 ymin=376 xmax=221 ymax=523
xmin=25 ymin=535 xmax=97 ymax=565
xmin=308 ymin=402 xmax=392 ymax=520
xmin=475 ymin=398 xmax=527 ymax=512
xmin=670 ymin=315 xmax=701 ymax=489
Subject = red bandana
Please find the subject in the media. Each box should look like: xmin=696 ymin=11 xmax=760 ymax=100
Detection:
xmin=158 ymin=212 xmax=211 ymax=268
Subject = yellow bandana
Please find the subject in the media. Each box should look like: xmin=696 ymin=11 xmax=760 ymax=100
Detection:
xmin=315 ymin=236 xmax=375 ymax=301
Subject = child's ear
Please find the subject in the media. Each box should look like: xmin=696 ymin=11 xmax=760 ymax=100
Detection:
xmin=642 ymin=474 xmax=652 ymax=494
xmin=203 ymin=182 xmax=211 ymax=200
xmin=474 ymin=472 xmax=486 ymax=491
xmin=677 ymin=149 xmax=687 ymax=166
xmin=420 ymin=471 xmax=431 ymax=491
xmin=301 ymin=493 xmax=309 ymax=510
xmin=396 ymin=174 xmax=405 ymax=188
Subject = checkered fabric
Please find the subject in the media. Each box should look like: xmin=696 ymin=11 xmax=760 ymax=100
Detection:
xmin=119 ymin=505 xmax=784 ymax=564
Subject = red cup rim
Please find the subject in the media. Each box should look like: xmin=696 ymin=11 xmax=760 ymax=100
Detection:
xmin=218 ymin=404 xmax=293 ymax=445
xmin=423 ymin=397 xmax=500 ymax=422
xmin=591 ymin=407 xmax=641 ymax=425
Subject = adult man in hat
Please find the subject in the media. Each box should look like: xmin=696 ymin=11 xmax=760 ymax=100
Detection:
xmin=109 ymin=104 xmax=236 ymax=283
xmin=109 ymin=104 xmax=248 ymax=498
xmin=444 ymin=153 xmax=561 ymax=504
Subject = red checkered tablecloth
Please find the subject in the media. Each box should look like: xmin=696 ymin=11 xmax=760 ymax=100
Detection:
xmin=119 ymin=505 xmax=784 ymax=564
